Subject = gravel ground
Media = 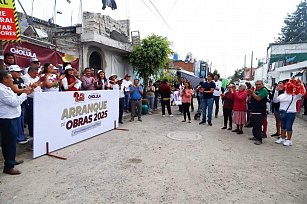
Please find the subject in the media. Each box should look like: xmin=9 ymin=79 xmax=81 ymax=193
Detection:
xmin=0 ymin=107 xmax=307 ymax=204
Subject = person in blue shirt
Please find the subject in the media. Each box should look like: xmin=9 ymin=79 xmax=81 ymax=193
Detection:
xmin=199 ymin=73 xmax=216 ymax=126
xmin=129 ymin=79 xmax=143 ymax=122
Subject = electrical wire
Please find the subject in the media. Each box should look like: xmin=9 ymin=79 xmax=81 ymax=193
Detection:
xmin=147 ymin=0 xmax=171 ymax=29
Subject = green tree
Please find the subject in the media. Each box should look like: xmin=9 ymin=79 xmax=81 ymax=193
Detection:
xmin=277 ymin=0 xmax=307 ymax=43
xmin=129 ymin=34 xmax=173 ymax=97
xmin=212 ymin=69 xmax=219 ymax=76
xmin=230 ymin=68 xmax=245 ymax=82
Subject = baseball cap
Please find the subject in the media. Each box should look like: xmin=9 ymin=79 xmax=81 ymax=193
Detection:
xmin=30 ymin=57 xmax=40 ymax=63
xmin=8 ymin=65 xmax=22 ymax=72
xmin=65 ymin=65 xmax=74 ymax=70
xmin=124 ymin=74 xmax=131 ymax=78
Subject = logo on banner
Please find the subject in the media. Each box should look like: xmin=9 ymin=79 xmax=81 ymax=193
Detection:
xmin=9 ymin=46 xmax=37 ymax=58
xmin=73 ymin=92 xmax=85 ymax=102
xmin=0 ymin=0 xmax=21 ymax=41
xmin=88 ymin=93 xmax=101 ymax=100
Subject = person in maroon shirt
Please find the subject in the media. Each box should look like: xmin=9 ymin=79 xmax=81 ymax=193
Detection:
xmin=158 ymin=79 xmax=173 ymax=117
xmin=221 ymin=83 xmax=235 ymax=130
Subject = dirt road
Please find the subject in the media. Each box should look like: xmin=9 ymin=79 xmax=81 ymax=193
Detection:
xmin=1 ymin=109 xmax=307 ymax=203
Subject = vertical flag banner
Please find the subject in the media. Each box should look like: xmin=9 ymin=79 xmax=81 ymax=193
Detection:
xmin=0 ymin=0 xmax=20 ymax=41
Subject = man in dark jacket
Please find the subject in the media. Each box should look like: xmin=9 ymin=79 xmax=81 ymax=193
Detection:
xmin=158 ymin=79 xmax=173 ymax=117
xmin=248 ymin=80 xmax=268 ymax=145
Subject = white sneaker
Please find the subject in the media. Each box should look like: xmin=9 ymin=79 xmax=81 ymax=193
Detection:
xmin=162 ymin=115 xmax=166 ymax=117
xmin=283 ymin=140 xmax=293 ymax=146
xmin=169 ymin=115 xmax=174 ymax=117
xmin=275 ymin=138 xmax=285 ymax=144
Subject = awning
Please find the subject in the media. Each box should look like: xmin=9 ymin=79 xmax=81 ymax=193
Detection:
xmin=177 ymin=69 xmax=203 ymax=88
xmin=270 ymin=53 xmax=307 ymax=64
xmin=275 ymin=60 xmax=307 ymax=72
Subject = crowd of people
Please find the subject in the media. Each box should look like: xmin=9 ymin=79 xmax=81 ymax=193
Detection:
xmin=1 ymin=52 xmax=307 ymax=175
xmin=0 ymin=54 xmax=138 ymax=175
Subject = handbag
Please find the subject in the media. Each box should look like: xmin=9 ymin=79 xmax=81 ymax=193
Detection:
xmin=278 ymin=96 xmax=293 ymax=119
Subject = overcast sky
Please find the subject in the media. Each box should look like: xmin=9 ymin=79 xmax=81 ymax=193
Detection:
xmin=16 ymin=0 xmax=301 ymax=77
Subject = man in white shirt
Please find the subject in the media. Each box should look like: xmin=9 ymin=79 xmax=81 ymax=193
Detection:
xmin=122 ymin=74 xmax=132 ymax=112
xmin=22 ymin=67 xmax=43 ymax=137
xmin=113 ymin=77 xmax=125 ymax=124
xmin=0 ymin=70 xmax=33 ymax=175
xmin=213 ymin=74 xmax=222 ymax=118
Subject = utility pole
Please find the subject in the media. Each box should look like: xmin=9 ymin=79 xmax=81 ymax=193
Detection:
xmin=250 ymin=51 xmax=253 ymax=80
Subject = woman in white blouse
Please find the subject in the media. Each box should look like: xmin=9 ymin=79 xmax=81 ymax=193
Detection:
xmin=275 ymin=80 xmax=306 ymax=146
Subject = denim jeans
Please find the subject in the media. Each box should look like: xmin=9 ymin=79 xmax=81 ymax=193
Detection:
xmin=154 ymin=93 xmax=159 ymax=110
xmin=119 ymin=98 xmax=125 ymax=122
xmin=124 ymin=92 xmax=130 ymax=111
xmin=281 ymin=112 xmax=296 ymax=132
xmin=25 ymin=97 xmax=34 ymax=137
xmin=146 ymin=95 xmax=155 ymax=111
xmin=17 ymin=104 xmax=27 ymax=142
xmin=213 ymin=96 xmax=220 ymax=116
xmin=201 ymin=98 xmax=214 ymax=123
xmin=0 ymin=118 xmax=18 ymax=169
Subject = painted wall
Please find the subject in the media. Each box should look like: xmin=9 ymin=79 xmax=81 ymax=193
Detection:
xmin=82 ymin=43 xmax=133 ymax=79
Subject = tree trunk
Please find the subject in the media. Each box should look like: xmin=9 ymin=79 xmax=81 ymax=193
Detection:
xmin=142 ymin=74 xmax=149 ymax=99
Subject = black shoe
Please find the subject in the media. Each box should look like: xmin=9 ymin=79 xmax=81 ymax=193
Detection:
xmin=208 ymin=122 xmax=212 ymax=126
xmin=182 ymin=120 xmax=186 ymax=122
xmin=221 ymin=126 xmax=227 ymax=129
xmin=248 ymin=137 xmax=257 ymax=141
xmin=244 ymin=124 xmax=252 ymax=128
xmin=232 ymin=129 xmax=239 ymax=132
xmin=119 ymin=121 xmax=123 ymax=124
xmin=227 ymin=127 xmax=232 ymax=130
xmin=199 ymin=121 xmax=206 ymax=125
xmin=237 ymin=130 xmax=243 ymax=134
xmin=271 ymin=132 xmax=281 ymax=137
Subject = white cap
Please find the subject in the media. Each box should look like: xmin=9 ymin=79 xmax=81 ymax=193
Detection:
xmin=8 ymin=65 xmax=22 ymax=72
xmin=30 ymin=57 xmax=39 ymax=62
xmin=65 ymin=65 xmax=74 ymax=70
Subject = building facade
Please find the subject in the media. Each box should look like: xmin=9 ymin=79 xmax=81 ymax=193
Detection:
xmin=9 ymin=12 xmax=133 ymax=78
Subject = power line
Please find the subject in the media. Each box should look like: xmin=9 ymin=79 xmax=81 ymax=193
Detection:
xmin=140 ymin=0 xmax=155 ymax=16
xmin=147 ymin=0 xmax=171 ymax=29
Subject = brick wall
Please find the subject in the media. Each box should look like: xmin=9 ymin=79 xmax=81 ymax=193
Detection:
xmin=173 ymin=61 xmax=194 ymax=72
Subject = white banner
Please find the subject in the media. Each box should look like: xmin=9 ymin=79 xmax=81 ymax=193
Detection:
xmin=33 ymin=90 xmax=119 ymax=158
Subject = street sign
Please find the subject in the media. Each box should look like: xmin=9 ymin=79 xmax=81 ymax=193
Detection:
xmin=0 ymin=0 xmax=20 ymax=41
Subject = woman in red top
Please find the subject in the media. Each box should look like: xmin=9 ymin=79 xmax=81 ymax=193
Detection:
xmin=61 ymin=65 xmax=79 ymax=91
xmin=221 ymin=83 xmax=235 ymax=130
xmin=180 ymin=81 xmax=193 ymax=123
xmin=232 ymin=84 xmax=248 ymax=134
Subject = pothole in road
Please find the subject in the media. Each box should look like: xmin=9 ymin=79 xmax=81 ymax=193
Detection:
xmin=166 ymin=131 xmax=202 ymax=141
xmin=128 ymin=158 xmax=142 ymax=163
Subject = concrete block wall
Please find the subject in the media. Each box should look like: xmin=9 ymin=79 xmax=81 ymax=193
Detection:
xmin=83 ymin=12 xmax=130 ymax=39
